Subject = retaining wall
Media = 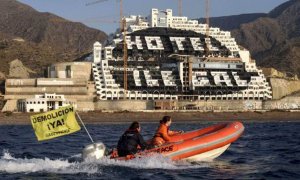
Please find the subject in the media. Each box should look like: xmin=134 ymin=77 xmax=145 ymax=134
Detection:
xmin=94 ymin=100 xmax=154 ymax=111
xmin=263 ymin=97 xmax=300 ymax=110
xmin=94 ymin=100 xmax=263 ymax=111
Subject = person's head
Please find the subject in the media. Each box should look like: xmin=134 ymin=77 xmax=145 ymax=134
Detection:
xmin=160 ymin=116 xmax=172 ymax=126
xmin=128 ymin=121 xmax=141 ymax=132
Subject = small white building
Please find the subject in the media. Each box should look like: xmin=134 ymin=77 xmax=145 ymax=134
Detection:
xmin=18 ymin=93 xmax=76 ymax=113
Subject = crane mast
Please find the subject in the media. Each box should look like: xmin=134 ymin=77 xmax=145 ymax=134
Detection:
xmin=120 ymin=0 xmax=123 ymax=30
xmin=122 ymin=18 xmax=128 ymax=97
xmin=178 ymin=0 xmax=182 ymax=16
xmin=204 ymin=0 xmax=210 ymax=58
xmin=86 ymin=0 xmax=128 ymax=98
xmin=120 ymin=0 xmax=128 ymax=98
xmin=85 ymin=0 xmax=108 ymax=6
xmin=205 ymin=0 xmax=210 ymax=38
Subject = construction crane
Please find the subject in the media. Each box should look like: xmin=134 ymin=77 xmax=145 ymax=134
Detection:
xmin=85 ymin=0 xmax=108 ymax=6
xmin=118 ymin=0 xmax=128 ymax=98
xmin=85 ymin=0 xmax=119 ymax=24
xmin=122 ymin=18 xmax=128 ymax=96
xmin=120 ymin=0 xmax=123 ymax=29
xmin=205 ymin=0 xmax=210 ymax=38
xmin=204 ymin=0 xmax=210 ymax=58
xmin=86 ymin=0 xmax=128 ymax=98
xmin=178 ymin=0 xmax=182 ymax=16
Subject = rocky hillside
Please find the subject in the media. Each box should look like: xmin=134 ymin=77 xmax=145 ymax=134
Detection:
xmin=198 ymin=13 xmax=267 ymax=31
xmin=232 ymin=0 xmax=300 ymax=76
xmin=0 ymin=0 xmax=107 ymax=78
xmin=202 ymin=0 xmax=300 ymax=76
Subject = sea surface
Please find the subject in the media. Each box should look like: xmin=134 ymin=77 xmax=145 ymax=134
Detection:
xmin=0 ymin=121 xmax=300 ymax=179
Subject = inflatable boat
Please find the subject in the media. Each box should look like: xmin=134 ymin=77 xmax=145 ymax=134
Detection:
xmin=82 ymin=121 xmax=244 ymax=162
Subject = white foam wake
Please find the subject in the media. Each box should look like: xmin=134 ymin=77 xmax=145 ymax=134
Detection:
xmin=89 ymin=154 xmax=205 ymax=170
xmin=0 ymin=150 xmax=206 ymax=174
xmin=0 ymin=150 xmax=99 ymax=174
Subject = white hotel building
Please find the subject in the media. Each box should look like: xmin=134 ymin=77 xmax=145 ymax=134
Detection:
xmin=91 ymin=8 xmax=272 ymax=101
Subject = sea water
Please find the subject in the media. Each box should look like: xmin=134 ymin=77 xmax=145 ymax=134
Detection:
xmin=0 ymin=122 xmax=300 ymax=179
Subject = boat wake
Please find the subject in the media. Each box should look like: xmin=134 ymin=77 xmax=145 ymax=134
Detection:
xmin=0 ymin=150 xmax=207 ymax=174
xmin=0 ymin=150 xmax=99 ymax=174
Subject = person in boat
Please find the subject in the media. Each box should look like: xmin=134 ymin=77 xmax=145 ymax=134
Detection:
xmin=117 ymin=121 xmax=148 ymax=157
xmin=151 ymin=116 xmax=183 ymax=147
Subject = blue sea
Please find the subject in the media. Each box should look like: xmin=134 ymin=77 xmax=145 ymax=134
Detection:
xmin=1 ymin=121 xmax=300 ymax=179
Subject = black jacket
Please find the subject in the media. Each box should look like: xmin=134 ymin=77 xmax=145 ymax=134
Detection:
xmin=117 ymin=130 xmax=148 ymax=157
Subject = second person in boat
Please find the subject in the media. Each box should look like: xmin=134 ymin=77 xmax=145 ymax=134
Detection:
xmin=117 ymin=121 xmax=149 ymax=157
xmin=151 ymin=116 xmax=183 ymax=147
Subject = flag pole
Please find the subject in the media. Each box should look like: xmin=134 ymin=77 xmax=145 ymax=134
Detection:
xmin=76 ymin=111 xmax=94 ymax=143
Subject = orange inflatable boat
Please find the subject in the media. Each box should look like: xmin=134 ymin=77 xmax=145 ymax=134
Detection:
xmin=110 ymin=121 xmax=245 ymax=161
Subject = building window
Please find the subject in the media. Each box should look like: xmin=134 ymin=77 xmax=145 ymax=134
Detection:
xmin=50 ymin=66 xmax=56 ymax=72
xmin=59 ymin=101 xmax=63 ymax=106
xmin=66 ymin=65 xmax=71 ymax=78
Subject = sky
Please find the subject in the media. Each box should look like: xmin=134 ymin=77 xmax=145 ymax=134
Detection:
xmin=18 ymin=0 xmax=289 ymax=34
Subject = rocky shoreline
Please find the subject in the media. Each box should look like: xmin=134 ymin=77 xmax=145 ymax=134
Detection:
xmin=1 ymin=111 xmax=300 ymax=125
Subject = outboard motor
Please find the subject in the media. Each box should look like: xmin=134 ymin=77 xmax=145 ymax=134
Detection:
xmin=82 ymin=142 xmax=106 ymax=160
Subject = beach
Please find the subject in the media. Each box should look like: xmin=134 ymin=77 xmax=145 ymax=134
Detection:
xmin=1 ymin=111 xmax=300 ymax=125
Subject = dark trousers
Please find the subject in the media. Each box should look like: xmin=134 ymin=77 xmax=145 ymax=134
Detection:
xmin=118 ymin=150 xmax=134 ymax=157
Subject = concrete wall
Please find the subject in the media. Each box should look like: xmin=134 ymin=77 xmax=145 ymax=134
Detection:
xmin=177 ymin=100 xmax=262 ymax=111
xmin=94 ymin=100 xmax=263 ymax=111
xmin=5 ymin=78 xmax=94 ymax=98
xmin=263 ymin=97 xmax=300 ymax=110
xmin=94 ymin=100 xmax=154 ymax=111
xmin=270 ymin=78 xmax=300 ymax=99
xmin=48 ymin=62 xmax=92 ymax=81
xmin=5 ymin=87 xmax=88 ymax=95
xmin=37 ymin=78 xmax=87 ymax=86
xmin=6 ymin=78 xmax=88 ymax=87
xmin=6 ymin=79 xmax=36 ymax=86
xmin=4 ymin=94 xmax=93 ymax=101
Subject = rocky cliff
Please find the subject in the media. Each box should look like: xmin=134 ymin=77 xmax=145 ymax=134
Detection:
xmin=269 ymin=78 xmax=300 ymax=100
